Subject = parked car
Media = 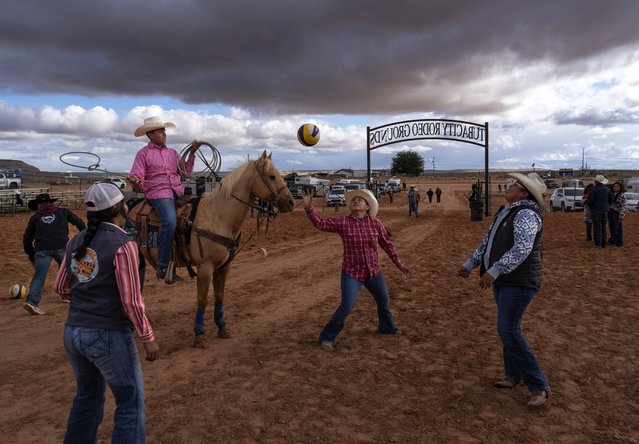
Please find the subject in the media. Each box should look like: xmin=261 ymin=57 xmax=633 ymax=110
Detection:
xmin=550 ymin=187 xmax=585 ymax=212
xmin=0 ymin=171 xmax=22 ymax=189
xmin=288 ymin=183 xmax=304 ymax=199
xmin=94 ymin=177 xmax=127 ymax=189
xmin=624 ymin=192 xmax=639 ymax=212
xmin=324 ymin=187 xmax=346 ymax=207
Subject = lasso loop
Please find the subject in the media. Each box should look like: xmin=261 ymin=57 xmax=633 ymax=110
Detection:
xmin=59 ymin=152 xmax=117 ymax=176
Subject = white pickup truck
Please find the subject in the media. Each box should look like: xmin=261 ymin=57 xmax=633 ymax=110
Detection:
xmin=0 ymin=172 xmax=22 ymax=189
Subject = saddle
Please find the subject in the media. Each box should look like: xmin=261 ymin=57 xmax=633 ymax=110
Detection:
xmin=127 ymin=198 xmax=198 ymax=278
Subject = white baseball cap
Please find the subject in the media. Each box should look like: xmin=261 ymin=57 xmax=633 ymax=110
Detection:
xmin=84 ymin=182 xmax=124 ymax=212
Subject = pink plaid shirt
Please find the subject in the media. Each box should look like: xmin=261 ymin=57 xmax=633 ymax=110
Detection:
xmin=130 ymin=143 xmax=195 ymax=199
xmin=306 ymin=208 xmax=404 ymax=280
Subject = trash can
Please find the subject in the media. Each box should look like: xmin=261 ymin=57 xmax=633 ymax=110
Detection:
xmin=470 ymin=200 xmax=484 ymax=221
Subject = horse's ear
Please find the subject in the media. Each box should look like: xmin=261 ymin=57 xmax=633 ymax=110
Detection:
xmin=267 ymin=152 xmax=272 ymax=160
xmin=259 ymin=150 xmax=267 ymax=160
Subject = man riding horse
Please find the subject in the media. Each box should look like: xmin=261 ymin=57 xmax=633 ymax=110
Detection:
xmin=128 ymin=116 xmax=200 ymax=284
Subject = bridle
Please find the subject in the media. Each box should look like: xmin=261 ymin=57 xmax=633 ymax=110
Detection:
xmin=253 ymin=160 xmax=288 ymax=201
xmin=230 ymin=160 xmax=287 ymax=221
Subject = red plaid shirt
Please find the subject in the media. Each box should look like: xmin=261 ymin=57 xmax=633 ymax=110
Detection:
xmin=306 ymin=208 xmax=404 ymax=280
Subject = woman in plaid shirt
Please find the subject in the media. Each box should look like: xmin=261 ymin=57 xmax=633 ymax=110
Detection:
xmin=302 ymin=189 xmax=409 ymax=350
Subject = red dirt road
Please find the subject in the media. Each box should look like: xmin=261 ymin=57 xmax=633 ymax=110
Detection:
xmin=1 ymin=180 xmax=638 ymax=443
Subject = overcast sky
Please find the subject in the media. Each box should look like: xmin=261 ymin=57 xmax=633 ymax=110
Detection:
xmin=1 ymin=0 xmax=639 ymax=174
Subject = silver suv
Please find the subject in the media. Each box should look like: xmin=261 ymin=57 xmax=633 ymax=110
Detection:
xmin=325 ymin=186 xmax=346 ymax=206
xmin=550 ymin=187 xmax=585 ymax=212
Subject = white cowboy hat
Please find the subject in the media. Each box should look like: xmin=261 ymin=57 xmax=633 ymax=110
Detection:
xmin=134 ymin=116 xmax=176 ymax=137
xmin=345 ymin=189 xmax=379 ymax=217
xmin=594 ymin=174 xmax=609 ymax=184
xmin=507 ymin=172 xmax=547 ymax=209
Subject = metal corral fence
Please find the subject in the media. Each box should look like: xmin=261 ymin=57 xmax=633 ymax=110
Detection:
xmin=0 ymin=170 xmax=127 ymax=217
xmin=0 ymin=188 xmax=87 ymax=217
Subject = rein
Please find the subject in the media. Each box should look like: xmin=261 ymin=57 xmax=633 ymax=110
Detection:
xmin=228 ymin=161 xmax=286 ymax=235
xmin=193 ymin=158 xmax=284 ymax=259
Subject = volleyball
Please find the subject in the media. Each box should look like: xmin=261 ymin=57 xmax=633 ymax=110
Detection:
xmin=9 ymin=284 xmax=27 ymax=299
xmin=297 ymin=123 xmax=320 ymax=147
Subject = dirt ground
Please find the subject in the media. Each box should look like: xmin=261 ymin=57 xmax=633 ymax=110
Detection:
xmin=1 ymin=179 xmax=638 ymax=443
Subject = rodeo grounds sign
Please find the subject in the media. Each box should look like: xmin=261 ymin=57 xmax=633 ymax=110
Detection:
xmin=366 ymin=118 xmax=490 ymax=215
xmin=369 ymin=119 xmax=486 ymax=149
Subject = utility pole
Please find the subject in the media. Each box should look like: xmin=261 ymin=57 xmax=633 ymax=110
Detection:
xmin=581 ymin=147 xmax=585 ymax=170
xmin=432 ymin=157 xmax=435 ymax=177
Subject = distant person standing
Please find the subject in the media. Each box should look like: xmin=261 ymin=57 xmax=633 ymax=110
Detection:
xmin=587 ymin=175 xmax=612 ymax=248
xmin=407 ymin=185 xmax=421 ymax=218
xmin=468 ymin=184 xmax=478 ymax=202
xmin=608 ymin=181 xmax=626 ymax=247
xmin=426 ymin=188 xmax=434 ymax=203
xmin=435 ymin=186 xmax=442 ymax=203
xmin=22 ymin=193 xmax=86 ymax=315
xmin=582 ymin=183 xmax=594 ymax=242
xmin=15 ymin=190 xmax=25 ymax=206
xmin=498 ymin=184 xmax=502 ymax=193
xmin=388 ymin=189 xmax=394 ymax=203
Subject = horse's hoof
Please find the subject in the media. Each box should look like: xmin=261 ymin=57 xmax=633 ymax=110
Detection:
xmin=193 ymin=334 xmax=208 ymax=348
xmin=217 ymin=326 xmax=231 ymax=339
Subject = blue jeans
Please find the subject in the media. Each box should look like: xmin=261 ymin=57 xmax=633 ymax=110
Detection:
xmin=409 ymin=202 xmax=419 ymax=217
xmin=149 ymin=197 xmax=177 ymax=269
xmin=608 ymin=210 xmax=623 ymax=246
xmin=63 ymin=326 xmax=145 ymax=444
xmin=591 ymin=211 xmax=608 ymax=247
xmin=493 ymin=285 xmax=548 ymax=392
xmin=319 ymin=271 xmax=399 ymax=343
xmin=26 ymin=249 xmax=64 ymax=306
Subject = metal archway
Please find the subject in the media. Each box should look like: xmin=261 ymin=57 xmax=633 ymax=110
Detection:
xmin=367 ymin=119 xmax=490 ymax=215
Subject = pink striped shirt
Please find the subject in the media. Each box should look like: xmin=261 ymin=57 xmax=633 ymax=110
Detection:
xmin=130 ymin=143 xmax=195 ymax=199
xmin=54 ymin=224 xmax=154 ymax=342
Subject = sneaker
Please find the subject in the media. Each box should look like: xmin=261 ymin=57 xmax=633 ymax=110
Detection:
xmin=320 ymin=340 xmax=335 ymax=350
xmin=24 ymin=303 xmax=46 ymax=315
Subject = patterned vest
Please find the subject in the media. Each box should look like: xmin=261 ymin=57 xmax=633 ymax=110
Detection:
xmin=482 ymin=204 xmax=543 ymax=290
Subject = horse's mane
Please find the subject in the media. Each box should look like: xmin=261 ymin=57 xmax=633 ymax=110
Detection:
xmin=217 ymin=160 xmax=253 ymax=199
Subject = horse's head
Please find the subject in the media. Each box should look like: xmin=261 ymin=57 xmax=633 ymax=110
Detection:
xmin=252 ymin=151 xmax=294 ymax=213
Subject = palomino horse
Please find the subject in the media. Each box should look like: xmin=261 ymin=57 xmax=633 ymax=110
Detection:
xmin=189 ymin=151 xmax=294 ymax=345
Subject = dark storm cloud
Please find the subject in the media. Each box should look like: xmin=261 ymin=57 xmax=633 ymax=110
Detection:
xmin=1 ymin=0 xmax=639 ymax=116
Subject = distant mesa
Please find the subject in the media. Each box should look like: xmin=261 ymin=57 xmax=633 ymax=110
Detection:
xmin=0 ymin=159 xmax=40 ymax=174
